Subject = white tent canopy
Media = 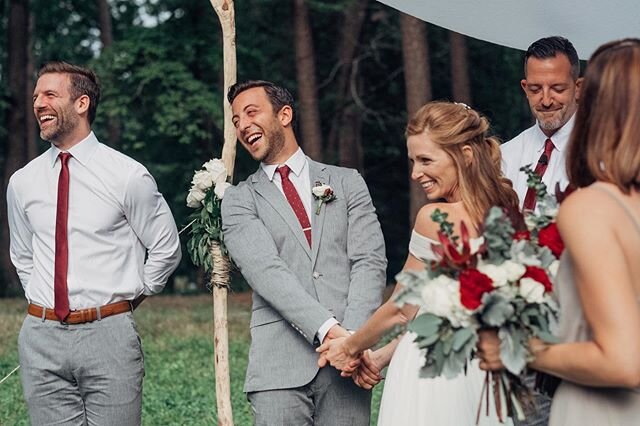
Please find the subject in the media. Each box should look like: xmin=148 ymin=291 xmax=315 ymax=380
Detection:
xmin=378 ymin=0 xmax=640 ymax=60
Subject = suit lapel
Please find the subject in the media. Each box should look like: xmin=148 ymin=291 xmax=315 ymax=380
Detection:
xmin=252 ymin=169 xmax=312 ymax=258
xmin=308 ymin=160 xmax=329 ymax=265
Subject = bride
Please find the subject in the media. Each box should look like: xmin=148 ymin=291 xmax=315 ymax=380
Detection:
xmin=317 ymin=101 xmax=520 ymax=425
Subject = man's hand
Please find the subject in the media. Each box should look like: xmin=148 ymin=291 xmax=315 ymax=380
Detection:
xmin=316 ymin=334 xmax=360 ymax=371
xmin=318 ymin=324 xmax=350 ymax=367
xmin=349 ymin=349 xmax=384 ymax=390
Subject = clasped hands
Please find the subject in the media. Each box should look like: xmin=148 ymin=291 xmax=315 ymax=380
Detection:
xmin=316 ymin=325 xmax=383 ymax=389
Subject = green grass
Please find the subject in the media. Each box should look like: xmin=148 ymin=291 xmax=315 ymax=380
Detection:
xmin=0 ymin=295 xmax=383 ymax=425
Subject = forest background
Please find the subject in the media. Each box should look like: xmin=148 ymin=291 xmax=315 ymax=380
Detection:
xmin=0 ymin=0 xmax=537 ymax=297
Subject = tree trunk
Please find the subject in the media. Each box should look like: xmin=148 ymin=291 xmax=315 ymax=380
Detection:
xmin=97 ymin=0 xmax=121 ymax=149
xmin=26 ymin=10 xmax=37 ymax=160
xmin=1 ymin=0 xmax=30 ymax=296
xmin=400 ymin=13 xmax=431 ymax=226
xmin=327 ymin=0 xmax=368 ymax=163
xmin=293 ymin=0 xmax=323 ymax=161
xmin=449 ymin=31 xmax=472 ymax=105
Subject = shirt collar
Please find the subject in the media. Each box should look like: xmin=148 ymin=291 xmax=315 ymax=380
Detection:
xmin=261 ymin=148 xmax=307 ymax=181
xmin=534 ymin=113 xmax=576 ymax=153
xmin=48 ymin=131 xmax=99 ymax=167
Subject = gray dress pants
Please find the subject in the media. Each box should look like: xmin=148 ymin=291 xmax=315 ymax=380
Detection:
xmin=18 ymin=312 xmax=144 ymax=426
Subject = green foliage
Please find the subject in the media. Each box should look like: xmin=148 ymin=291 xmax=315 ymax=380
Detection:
xmin=186 ymin=190 xmax=226 ymax=273
xmin=483 ymin=207 xmax=516 ymax=263
xmin=430 ymin=208 xmax=457 ymax=242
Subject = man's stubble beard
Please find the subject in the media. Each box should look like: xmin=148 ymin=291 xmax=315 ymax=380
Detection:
xmin=40 ymin=104 xmax=80 ymax=145
xmin=259 ymin=124 xmax=286 ymax=164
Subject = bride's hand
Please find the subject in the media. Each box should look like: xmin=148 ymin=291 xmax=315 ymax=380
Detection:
xmin=316 ymin=336 xmax=360 ymax=371
xmin=476 ymin=329 xmax=505 ymax=371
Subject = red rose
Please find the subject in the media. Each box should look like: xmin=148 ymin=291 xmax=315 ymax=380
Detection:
xmin=538 ymin=222 xmax=564 ymax=258
xmin=514 ymin=230 xmax=531 ymax=241
xmin=459 ymin=268 xmax=494 ymax=310
xmin=522 ymin=265 xmax=553 ymax=292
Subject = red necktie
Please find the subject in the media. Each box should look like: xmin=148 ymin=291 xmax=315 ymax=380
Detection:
xmin=522 ymin=138 xmax=554 ymax=211
xmin=54 ymin=152 xmax=72 ymax=321
xmin=277 ymin=165 xmax=311 ymax=246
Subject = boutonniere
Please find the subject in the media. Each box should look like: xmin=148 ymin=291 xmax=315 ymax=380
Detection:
xmin=312 ymin=182 xmax=336 ymax=215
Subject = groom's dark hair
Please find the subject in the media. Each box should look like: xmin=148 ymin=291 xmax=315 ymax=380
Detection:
xmin=524 ymin=36 xmax=580 ymax=79
xmin=227 ymin=80 xmax=296 ymax=123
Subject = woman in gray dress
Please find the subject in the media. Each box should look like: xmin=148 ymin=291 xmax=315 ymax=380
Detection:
xmin=477 ymin=38 xmax=640 ymax=425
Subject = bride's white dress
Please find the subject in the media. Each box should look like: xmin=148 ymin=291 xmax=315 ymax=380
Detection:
xmin=377 ymin=230 xmax=512 ymax=426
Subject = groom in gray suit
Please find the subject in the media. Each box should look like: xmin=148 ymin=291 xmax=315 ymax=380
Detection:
xmin=221 ymin=80 xmax=387 ymax=425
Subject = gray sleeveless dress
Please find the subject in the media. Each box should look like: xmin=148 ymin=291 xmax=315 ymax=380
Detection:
xmin=549 ymin=184 xmax=640 ymax=425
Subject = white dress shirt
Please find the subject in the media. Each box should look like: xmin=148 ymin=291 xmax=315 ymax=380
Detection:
xmin=7 ymin=132 xmax=181 ymax=309
xmin=260 ymin=148 xmax=339 ymax=342
xmin=501 ymin=114 xmax=574 ymax=208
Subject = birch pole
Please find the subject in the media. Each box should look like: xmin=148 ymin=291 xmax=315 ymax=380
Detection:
xmin=208 ymin=1 xmax=236 ymax=425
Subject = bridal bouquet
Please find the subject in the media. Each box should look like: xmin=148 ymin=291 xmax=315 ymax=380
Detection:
xmin=185 ymin=158 xmax=231 ymax=273
xmin=394 ymin=166 xmax=564 ymax=422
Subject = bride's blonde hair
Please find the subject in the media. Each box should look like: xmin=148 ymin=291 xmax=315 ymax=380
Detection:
xmin=406 ymin=101 xmax=519 ymax=227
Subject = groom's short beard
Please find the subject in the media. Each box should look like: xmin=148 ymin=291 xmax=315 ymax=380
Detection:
xmin=260 ymin=124 xmax=286 ymax=164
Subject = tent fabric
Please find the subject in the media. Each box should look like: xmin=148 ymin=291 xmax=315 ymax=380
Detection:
xmin=378 ymin=0 xmax=640 ymax=60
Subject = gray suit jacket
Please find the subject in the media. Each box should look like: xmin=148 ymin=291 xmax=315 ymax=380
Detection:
xmin=221 ymin=159 xmax=387 ymax=393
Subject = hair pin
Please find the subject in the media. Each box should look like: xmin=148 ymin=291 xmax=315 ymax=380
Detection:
xmin=454 ymin=102 xmax=471 ymax=110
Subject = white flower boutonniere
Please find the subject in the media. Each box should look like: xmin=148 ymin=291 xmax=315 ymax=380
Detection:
xmin=312 ymin=183 xmax=336 ymax=215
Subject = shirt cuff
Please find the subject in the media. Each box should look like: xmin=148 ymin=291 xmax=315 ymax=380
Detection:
xmin=317 ymin=317 xmax=339 ymax=344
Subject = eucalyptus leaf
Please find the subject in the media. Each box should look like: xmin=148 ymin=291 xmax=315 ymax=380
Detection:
xmin=408 ymin=314 xmax=443 ymax=338
xmin=481 ymin=293 xmax=515 ymax=327
xmin=498 ymin=326 xmax=528 ymax=374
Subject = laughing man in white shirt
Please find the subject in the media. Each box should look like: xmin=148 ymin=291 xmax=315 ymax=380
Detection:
xmin=501 ymin=36 xmax=583 ymax=210
xmin=6 ymin=61 xmax=181 ymax=426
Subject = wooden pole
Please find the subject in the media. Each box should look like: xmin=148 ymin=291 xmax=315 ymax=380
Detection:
xmin=208 ymin=1 xmax=236 ymax=425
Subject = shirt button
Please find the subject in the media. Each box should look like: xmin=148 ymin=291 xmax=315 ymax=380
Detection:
xmin=313 ymin=272 xmax=320 ymax=279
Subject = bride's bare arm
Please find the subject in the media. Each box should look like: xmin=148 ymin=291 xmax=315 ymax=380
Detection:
xmin=316 ymin=255 xmax=423 ymax=369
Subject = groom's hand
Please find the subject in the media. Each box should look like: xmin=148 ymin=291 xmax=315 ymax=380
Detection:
xmin=317 ymin=325 xmax=350 ymax=368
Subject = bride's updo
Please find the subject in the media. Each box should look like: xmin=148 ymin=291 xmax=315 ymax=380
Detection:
xmin=406 ymin=101 xmax=519 ymax=227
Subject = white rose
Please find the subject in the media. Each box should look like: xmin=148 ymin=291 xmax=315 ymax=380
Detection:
xmin=186 ymin=188 xmax=206 ymax=208
xmin=420 ymin=275 xmax=470 ymax=327
xmin=191 ymin=170 xmax=214 ymax=191
xmin=477 ymin=261 xmax=525 ymax=287
xmin=214 ymin=181 xmax=231 ymax=200
xmin=312 ymin=184 xmax=331 ymax=198
xmin=202 ymin=159 xmax=228 ymax=185
xmin=519 ymin=277 xmax=545 ymax=304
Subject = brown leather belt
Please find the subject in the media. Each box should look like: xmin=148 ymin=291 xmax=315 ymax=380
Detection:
xmin=27 ymin=300 xmax=132 ymax=324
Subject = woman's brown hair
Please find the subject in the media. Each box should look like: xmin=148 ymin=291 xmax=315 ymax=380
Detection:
xmin=406 ymin=101 xmax=520 ymax=227
xmin=567 ymin=38 xmax=640 ymax=193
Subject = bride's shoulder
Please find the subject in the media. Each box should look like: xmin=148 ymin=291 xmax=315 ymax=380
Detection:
xmin=414 ymin=203 xmax=450 ymax=240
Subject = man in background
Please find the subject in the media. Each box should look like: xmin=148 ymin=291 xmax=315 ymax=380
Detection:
xmin=502 ymin=36 xmax=582 ymax=210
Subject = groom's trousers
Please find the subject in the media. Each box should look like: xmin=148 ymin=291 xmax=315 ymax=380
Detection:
xmin=248 ymin=365 xmax=371 ymax=426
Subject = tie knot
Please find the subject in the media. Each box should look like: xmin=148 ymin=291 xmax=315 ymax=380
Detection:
xmin=276 ymin=165 xmax=291 ymax=179
xmin=544 ymin=138 xmax=554 ymax=155
xmin=59 ymin=152 xmax=72 ymax=165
